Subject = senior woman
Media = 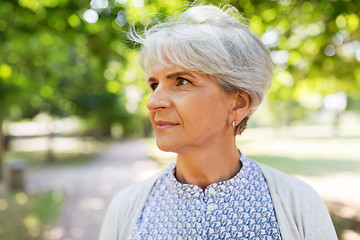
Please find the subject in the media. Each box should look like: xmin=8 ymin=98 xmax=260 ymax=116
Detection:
xmin=100 ymin=4 xmax=337 ymax=240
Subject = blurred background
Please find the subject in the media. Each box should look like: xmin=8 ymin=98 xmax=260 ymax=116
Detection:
xmin=0 ymin=0 xmax=359 ymax=239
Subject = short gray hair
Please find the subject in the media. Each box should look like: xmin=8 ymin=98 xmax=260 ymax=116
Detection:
xmin=129 ymin=5 xmax=273 ymax=134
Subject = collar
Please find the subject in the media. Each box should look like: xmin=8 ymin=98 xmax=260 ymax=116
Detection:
xmin=162 ymin=153 xmax=257 ymax=199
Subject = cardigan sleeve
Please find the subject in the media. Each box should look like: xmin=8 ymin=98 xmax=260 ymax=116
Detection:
xmin=99 ymin=191 xmax=123 ymax=240
xmin=308 ymin=190 xmax=338 ymax=240
xmin=99 ymin=173 xmax=160 ymax=240
xmin=259 ymin=163 xmax=338 ymax=240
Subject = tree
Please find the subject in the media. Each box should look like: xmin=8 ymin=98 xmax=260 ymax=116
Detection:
xmin=230 ymin=0 xmax=360 ymax=125
xmin=1 ymin=0 xmax=359 ymax=180
xmin=0 ymin=0 xmax=188 ymax=179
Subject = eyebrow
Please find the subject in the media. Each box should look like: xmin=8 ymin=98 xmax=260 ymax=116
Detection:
xmin=148 ymin=71 xmax=196 ymax=83
xmin=166 ymin=72 xmax=196 ymax=79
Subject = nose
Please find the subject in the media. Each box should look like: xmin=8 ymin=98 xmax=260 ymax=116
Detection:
xmin=146 ymin=85 xmax=171 ymax=111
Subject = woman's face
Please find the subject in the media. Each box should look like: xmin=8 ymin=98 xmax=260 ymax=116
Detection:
xmin=147 ymin=63 xmax=236 ymax=153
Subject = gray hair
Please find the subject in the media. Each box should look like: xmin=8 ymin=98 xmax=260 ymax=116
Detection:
xmin=129 ymin=5 xmax=273 ymax=134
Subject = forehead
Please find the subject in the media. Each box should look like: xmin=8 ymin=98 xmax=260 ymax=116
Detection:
xmin=151 ymin=63 xmax=182 ymax=75
xmin=150 ymin=62 xmax=209 ymax=78
xmin=141 ymin=44 xmax=201 ymax=77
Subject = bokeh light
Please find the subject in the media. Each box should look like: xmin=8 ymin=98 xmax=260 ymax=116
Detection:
xmin=83 ymin=9 xmax=99 ymax=23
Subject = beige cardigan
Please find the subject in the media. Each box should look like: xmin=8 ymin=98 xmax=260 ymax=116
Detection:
xmin=99 ymin=163 xmax=338 ymax=240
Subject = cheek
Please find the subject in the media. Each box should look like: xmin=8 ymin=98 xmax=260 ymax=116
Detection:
xmin=180 ymin=91 xmax=228 ymax=130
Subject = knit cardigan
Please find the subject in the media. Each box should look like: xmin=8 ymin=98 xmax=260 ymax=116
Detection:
xmin=99 ymin=163 xmax=338 ymax=240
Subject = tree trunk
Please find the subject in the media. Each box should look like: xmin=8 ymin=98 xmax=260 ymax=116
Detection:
xmin=333 ymin=112 xmax=341 ymax=137
xmin=0 ymin=115 xmax=4 ymax=181
xmin=47 ymin=121 xmax=55 ymax=162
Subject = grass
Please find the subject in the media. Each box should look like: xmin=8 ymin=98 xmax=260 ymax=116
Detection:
xmin=246 ymin=155 xmax=360 ymax=176
xmin=4 ymin=136 xmax=113 ymax=170
xmin=1 ymin=136 xmax=108 ymax=240
xmin=237 ymin=135 xmax=360 ymax=176
xmin=0 ymin=191 xmax=65 ymax=240
xmin=4 ymin=151 xmax=97 ymax=169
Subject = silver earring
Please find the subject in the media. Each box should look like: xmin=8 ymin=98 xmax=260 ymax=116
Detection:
xmin=232 ymin=120 xmax=235 ymax=129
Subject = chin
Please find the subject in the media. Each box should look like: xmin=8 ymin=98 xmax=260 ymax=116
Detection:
xmin=156 ymin=138 xmax=178 ymax=153
xmin=156 ymin=142 xmax=174 ymax=153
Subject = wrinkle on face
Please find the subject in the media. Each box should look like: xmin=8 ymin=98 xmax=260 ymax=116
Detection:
xmin=147 ymin=63 xmax=236 ymax=153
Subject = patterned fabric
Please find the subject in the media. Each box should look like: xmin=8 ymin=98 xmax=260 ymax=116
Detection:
xmin=130 ymin=155 xmax=282 ymax=240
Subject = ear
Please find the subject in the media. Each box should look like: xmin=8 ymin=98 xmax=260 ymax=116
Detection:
xmin=228 ymin=90 xmax=252 ymax=126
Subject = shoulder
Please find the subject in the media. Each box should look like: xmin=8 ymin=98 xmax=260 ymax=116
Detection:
xmin=257 ymin=162 xmax=322 ymax=221
xmin=110 ymin=172 xmax=161 ymax=213
xmin=258 ymin=163 xmax=317 ymax=198
xmin=257 ymin=162 xmax=337 ymax=240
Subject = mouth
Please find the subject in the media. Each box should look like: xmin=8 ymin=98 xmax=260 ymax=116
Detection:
xmin=155 ymin=120 xmax=180 ymax=131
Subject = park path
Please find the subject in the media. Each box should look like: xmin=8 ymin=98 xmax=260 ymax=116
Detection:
xmin=25 ymin=139 xmax=161 ymax=240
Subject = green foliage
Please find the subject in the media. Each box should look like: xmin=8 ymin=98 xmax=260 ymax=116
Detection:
xmin=211 ymin=0 xmax=360 ymax=125
xmin=0 ymin=0 xmax=359 ymax=133
xmin=0 ymin=191 xmax=65 ymax=239
xmin=0 ymin=0 xmax=163 ymax=136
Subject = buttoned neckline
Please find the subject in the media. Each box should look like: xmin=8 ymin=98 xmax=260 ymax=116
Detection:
xmin=131 ymin=153 xmax=282 ymax=240
xmin=164 ymin=154 xmax=253 ymax=200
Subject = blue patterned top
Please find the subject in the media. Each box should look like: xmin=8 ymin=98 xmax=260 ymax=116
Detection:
xmin=130 ymin=155 xmax=282 ymax=239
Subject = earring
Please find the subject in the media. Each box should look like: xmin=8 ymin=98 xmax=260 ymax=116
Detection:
xmin=232 ymin=120 xmax=235 ymax=129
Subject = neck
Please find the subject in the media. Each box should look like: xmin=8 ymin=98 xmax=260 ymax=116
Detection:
xmin=175 ymin=136 xmax=241 ymax=190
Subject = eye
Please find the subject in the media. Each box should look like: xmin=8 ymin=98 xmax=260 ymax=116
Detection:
xmin=150 ymin=82 xmax=158 ymax=91
xmin=177 ymin=78 xmax=191 ymax=86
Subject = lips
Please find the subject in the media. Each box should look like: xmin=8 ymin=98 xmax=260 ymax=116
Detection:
xmin=155 ymin=120 xmax=180 ymax=130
